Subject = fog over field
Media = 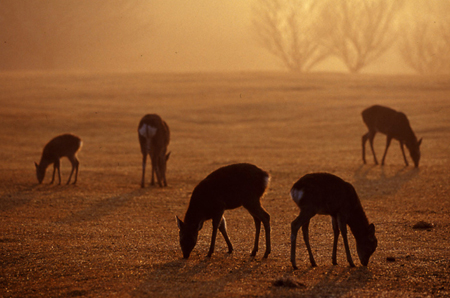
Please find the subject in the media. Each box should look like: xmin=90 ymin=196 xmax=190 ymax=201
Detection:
xmin=1 ymin=0 xmax=449 ymax=74
xmin=1 ymin=1 xmax=450 ymax=297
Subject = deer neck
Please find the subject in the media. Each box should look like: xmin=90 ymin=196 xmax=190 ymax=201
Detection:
xmin=404 ymin=134 xmax=418 ymax=149
xmin=183 ymin=204 xmax=206 ymax=228
xmin=402 ymin=127 xmax=417 ymax=146
xmin=38 ymin=158 xmax=52 ymax=171
xmin=346 ymin=204 xmax=370 ymax=241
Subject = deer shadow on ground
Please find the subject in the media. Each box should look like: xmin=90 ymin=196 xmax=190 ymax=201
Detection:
xmin=57 ymin=188 xmax=151 ymax=224
xmin=133 ymin=255 xmax=266 ymax=297
xmin=280 ymin=265 xmax=373 ymax=297
xmin=0 ymin=183 xmax=49 ymax=213
xmin=352 ymin=165 xmax=419 ymax=200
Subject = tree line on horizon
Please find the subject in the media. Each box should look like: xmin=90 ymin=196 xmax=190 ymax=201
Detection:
xmin=1 ymin=0 xmax=449 ymax=75
xmin=252 ymin=0 xmax=450 ymax=75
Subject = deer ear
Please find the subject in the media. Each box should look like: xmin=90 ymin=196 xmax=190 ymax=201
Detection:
xmin=176 ymin=216 xmax=184 ymax=229
xmin=418 ymin=138 xmax=423 ymax=146
xmin=197 ymin=221 xmax=204 ymax=231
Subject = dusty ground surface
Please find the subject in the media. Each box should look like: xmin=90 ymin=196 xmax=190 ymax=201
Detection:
xmin=0 ymin=72 xmax=449 ymax=297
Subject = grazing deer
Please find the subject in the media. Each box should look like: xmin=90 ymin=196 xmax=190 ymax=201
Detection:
xmin=362 ymin=105 xmax=422 ymax=167
xmin=138 ymin=114 xmax=170 ymax=188
xmin=35 ymin=134 xmax=83 ymax=185
xmin=176 ymin=163 xmax=271 ymax=259
xmin=290 ymin=173 xmax=377 ymax=269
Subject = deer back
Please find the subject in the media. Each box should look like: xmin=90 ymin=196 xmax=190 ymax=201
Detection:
xmin=290 ymin=173 xmax=362 ymax=217
xmin=362 ymin=105 xmax=417 ymax=143
xmin=40 ymin=134 xmax=82 ymax=161
xmin=183 ymin=163 xmax=269 ymax=224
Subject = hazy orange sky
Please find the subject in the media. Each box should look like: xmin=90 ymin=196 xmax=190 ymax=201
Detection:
xmin=1 ymin=0 xmax=279 ymax=72
xmin=0 ymin=0 xmax=447 ymax=73
xmin=144 ymin=1 xmax=278 ymax=72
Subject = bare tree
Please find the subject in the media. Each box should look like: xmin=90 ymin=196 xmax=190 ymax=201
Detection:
xmin=398 ymin=2 xmax=450 ymax=75
xmin=252 ymin=0 xmax=330 ymax=72
xmin=319 ymin=0 xmax=404 ymax=73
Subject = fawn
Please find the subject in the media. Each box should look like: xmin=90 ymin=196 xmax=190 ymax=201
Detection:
xmin=290 ymin=173 xmax=377 ymax=269
xmin=138 ymin=114 xmax=170 ymax=188
xmin=35 ymin=134 xmax=82 ymax=185
xmin=362 ymin=105 xmax=422 ymax=167
xmin=176 ymin=163 xmax=271 ymax=259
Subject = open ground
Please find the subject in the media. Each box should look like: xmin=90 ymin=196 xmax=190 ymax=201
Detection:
xmin=1 ymin=72 xmax=449 ymax=297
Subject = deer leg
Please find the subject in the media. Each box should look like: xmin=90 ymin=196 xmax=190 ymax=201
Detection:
xmin=399 ymin=142 xmax=409 ymax=166
xmin=50 ymin=163 xmax=57 ymax=184
xmin=66 ymin=161 xmax=74 ymax=185
xmin=56 ymin=160 xmax=62 ymax=185
xmin=362 ymin=133 xmax=369 ymax=164
xmin=381 ymin=136 xmax=392 ymax=166
xmin=162 ymin=170 xmax=167 ymax=187
xmin=156 ymin=157 xmax=165 ymax=187
xmin=207 ymin=215 xmax=222 ymax=258
xmin=290 ymin=217 xmax=301 ymax=270
xmin=250 ymin=215 xmax=261 ymax=257
xmin=151 ymin=155 xmax=163 ymax=187
xmin=332 ymin=217 xmax=339 ymax=265
xmin=302 ymin=220 xmax=317 ymax=267
xmin=150 ymin=164 xmax=155 ymax=185
xmin=246 ymin=205 xmax=271 ymax=258
xmin=52 ymin=160 xmax=61 ymax=185
xmin=150 ymin=155 xmax=156 ymax=186
xmin=218 ymin=217 xmax=233 ymax=254
xmin=155 ymin=163 xmax=163 ymax=187
xmin=163 ymin=163 xmax=168 ymax=187
xmin=72 ymin=158 xmax=79 ymax=185
xmin=66 ymin=156 xmax=79 ymax=185
xmin=291 ymin=210 xmax=315 ymax=269
xmin=163 ymin=152 xmax=170 ymax=187
xmin=368 ymin=132 xmax=378 ymax=165
xmin=141 ymin=154 xmax=147 ymax=188
xmin=337 ymin=218 xmax=355 ymax=267
xmin=261 ymin=209 xmax=271 ymax=258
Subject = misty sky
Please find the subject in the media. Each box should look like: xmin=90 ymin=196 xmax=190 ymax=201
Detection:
xmin=145 ymin=1 xmax=277 ymax=72
xmin=1 ymin=0 xmax=278 ymax=72
xmin=0 ymin=0 xmax=448 ymax=73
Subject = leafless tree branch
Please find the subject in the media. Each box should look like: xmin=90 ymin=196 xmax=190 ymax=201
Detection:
xmin=319 ymin=0 xmax=404 ymax=73
xmin=399 ymin=16 xmax=450 ymax=75
xmin=252 ymin=0 xmax=330 ymax=72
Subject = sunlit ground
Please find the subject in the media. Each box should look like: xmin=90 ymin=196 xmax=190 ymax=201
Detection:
xmin=0 ymin=71 xmax=449 ymax=297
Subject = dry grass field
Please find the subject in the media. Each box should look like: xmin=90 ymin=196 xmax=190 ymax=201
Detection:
xmin=1 ymin=71 xmax=449 ymax=297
